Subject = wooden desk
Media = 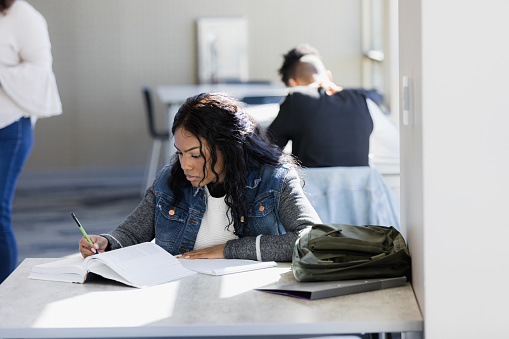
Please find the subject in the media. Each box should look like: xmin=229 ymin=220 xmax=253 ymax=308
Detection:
xmin=0 ymin=258 xmax=422 ymax=338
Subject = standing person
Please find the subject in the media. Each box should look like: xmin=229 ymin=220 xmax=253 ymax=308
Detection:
xmin=268 ymin=44 xmax=398 ymax=167
xmin=80 ymin=93 xmax=321 ymax=262
xmin=0 ymin=0 xmax=62 ymax=283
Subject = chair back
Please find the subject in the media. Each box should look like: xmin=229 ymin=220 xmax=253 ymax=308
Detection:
xmin=142 ymin=86 xmax=169 ymax=140
xmin=302 ymin=166 xmax=400 ymax=230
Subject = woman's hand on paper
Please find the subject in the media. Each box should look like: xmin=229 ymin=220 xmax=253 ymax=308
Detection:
xmin=79 ymin=235 xmax=108 ymax=258
xmin=175 ymin=243 xmax=226 ymax=259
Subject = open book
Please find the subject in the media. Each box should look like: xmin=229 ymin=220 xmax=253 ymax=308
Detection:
xmin=29 ymin=242 xmax=278 ymax=287
xmin=28 ymin=242 xmax=196 ymax=288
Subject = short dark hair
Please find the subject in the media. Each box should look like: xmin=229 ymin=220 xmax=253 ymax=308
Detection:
xmin=0 ymin=0 xmax=15 ymax=12
xmin=278 ymin=44 xmax=321 ymax=86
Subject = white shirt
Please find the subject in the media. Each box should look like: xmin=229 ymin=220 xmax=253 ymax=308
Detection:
xmin=0 ymin=0 xmax=62 ymax=128
xmin=193 ymin=186 xmax=239 ymax=250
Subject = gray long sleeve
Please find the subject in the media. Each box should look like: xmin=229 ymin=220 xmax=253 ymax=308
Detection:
xmin=101 ymin=189 xmax=157 ymax=250
xmin=223 ymin=167 xmax=322 ymax=262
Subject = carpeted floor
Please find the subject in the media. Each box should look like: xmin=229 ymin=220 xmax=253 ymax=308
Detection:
xmin=12 ymin=168 xmax=145 ymax=264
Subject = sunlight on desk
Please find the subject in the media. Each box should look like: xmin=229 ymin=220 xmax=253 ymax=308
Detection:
xmin=32 ymin=282 xmax=181 ymax=327
xmin=0 ymin=259 xmax=423 ymax=337
xmin=218 ymin=267 xmax=291 ymax=298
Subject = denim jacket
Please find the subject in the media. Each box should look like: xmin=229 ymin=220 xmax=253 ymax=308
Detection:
xmin=302 ymin=166 xmax=400 ymax=230
xmin=153 ymin=164 xmax=290 ymax=255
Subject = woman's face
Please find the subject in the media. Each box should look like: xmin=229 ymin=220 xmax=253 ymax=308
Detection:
xmin=174 ymin=127 xmax=226 ymax=187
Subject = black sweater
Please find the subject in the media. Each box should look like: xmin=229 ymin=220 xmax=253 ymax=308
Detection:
xmin=267 ymin=87 xmax=373 ymax=167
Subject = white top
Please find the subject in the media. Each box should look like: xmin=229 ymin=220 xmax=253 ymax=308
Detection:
xmin=0 ymin=0 xmax=62 ymax=128
xmin=193 ymin=186 xmax=239 ymax=250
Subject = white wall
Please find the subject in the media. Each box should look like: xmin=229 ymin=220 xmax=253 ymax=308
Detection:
xmin=400 ymin=0 xmax=509 ymax=337
xmin=25 ymin=0 xmax=366 ymax=170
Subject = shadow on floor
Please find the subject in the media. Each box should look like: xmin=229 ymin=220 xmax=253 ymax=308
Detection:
xmin=12 ymin=167 xmax=145 ymax=264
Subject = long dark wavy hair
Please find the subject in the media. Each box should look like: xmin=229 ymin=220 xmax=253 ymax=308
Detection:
xmin=168 ymin=92 xmax=296 ymax=235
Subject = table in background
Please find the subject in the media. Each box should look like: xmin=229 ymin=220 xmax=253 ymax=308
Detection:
xmin=0 ymin=258 xmax=422 ymax=338
xmin=156 ymin=83 xmax=288 ymax=155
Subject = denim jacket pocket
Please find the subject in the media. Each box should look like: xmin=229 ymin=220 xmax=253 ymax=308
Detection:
xmin=154 ymin=195 xmax=187 ymax=250
xmin=247 ymin=193 xmax=284 ymax=235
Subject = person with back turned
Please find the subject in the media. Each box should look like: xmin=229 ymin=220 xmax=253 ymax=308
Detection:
xmin=268 ymin=44 xmax=399 ymax=168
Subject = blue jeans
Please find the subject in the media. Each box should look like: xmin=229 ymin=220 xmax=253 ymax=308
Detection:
xmin=0 ymin=117 xmax=33 ymax=283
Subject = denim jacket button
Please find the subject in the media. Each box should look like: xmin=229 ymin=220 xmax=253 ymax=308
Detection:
xmin=259 ymin=203 xmax=265 ymax=212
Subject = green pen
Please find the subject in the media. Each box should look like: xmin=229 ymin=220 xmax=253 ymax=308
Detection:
xmin=71 ymin=213 xmax=98 ymax=254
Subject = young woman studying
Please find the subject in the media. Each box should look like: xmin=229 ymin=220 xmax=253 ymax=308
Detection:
xmin=79 ymin=92 xmax=321 ymax=262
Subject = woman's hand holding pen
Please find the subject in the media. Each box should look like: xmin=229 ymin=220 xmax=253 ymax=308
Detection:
xmin=79 ymin=235 xmax=108 ymax=258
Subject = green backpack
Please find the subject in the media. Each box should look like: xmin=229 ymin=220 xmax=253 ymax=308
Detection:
xmin=292 ymin=223 xmax=411 ymax=282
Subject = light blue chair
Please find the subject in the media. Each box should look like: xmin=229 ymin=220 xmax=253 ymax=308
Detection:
xmin=302 ymin=166 xmax=400 ymax=230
